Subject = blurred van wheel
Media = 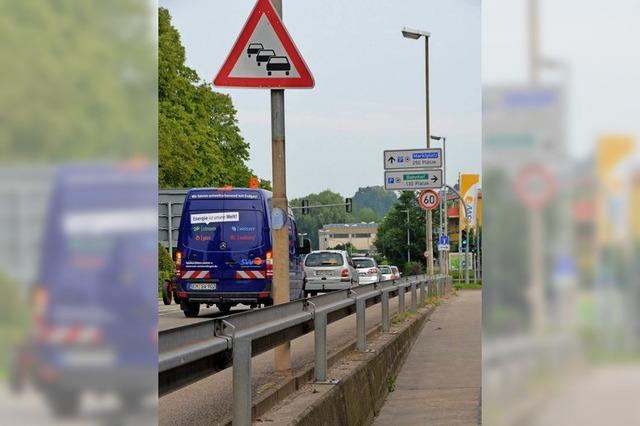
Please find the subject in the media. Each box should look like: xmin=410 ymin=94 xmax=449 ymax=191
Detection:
xmin=46 ymin=389 xmax=80 ymax=418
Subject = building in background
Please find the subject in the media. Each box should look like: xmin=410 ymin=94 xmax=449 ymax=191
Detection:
xmin=318 ymin=223 xmax=378 ymax=255
xmin=447 ymin=189 xmax=483 ymax=251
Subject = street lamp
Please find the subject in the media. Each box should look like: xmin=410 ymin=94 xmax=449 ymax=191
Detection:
xmin=400 ymin=209 xmax=410 ymax=264
xmin=431 ymin=134 xmax=448 ymax=274
xmin=401 ymin=26 xmax=433 ymax=276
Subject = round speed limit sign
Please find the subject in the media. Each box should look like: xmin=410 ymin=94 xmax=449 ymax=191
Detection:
xmin=418 ymin=189 xmax=440 ymax=211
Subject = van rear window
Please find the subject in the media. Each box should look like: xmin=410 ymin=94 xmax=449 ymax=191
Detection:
xmin=186 ymin=210 xmax=263 ymax=251
xmin=305 ymin=252 xmax=344 ymax=267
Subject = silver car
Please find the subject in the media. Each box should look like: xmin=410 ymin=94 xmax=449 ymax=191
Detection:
xmin=379 ymin=265 xmax=395 ymax=282
xmin=303 ymin=250 xmax=358 ymax=296
xmin=352 ymin=257 xmax=381 ymax=285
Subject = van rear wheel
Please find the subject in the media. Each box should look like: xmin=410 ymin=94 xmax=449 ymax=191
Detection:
xmin=217 ymin=303 xmax=232 ymax=314
xmin=182 ymin=301 xmax=200 ymax=317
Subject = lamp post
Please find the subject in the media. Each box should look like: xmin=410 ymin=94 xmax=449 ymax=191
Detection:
xmin=431 ymin=135 xmax=447 ymax=274
xmin=401 ymin=209 xmax=410 ymax=264
xmin=402 ymin=27 xmax=433 ymax=276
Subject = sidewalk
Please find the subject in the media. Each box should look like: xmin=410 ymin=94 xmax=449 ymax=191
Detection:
xmin=373 ymin=290 xmax=482 ymax=425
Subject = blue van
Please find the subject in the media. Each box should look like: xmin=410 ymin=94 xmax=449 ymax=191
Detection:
xmin=12 ymin=163 xmax=157 ymax=417
xmin=175 ymin=188 xmax=310 ymax=317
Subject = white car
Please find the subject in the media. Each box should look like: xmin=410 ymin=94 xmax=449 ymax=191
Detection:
xmin=379 ymin=265 xmax=395 ymax=282
xmin=303 ymin=250 xmax=359 ymax=296
xmin=352 ymin=257 xmax=381 ymax=285
xmin=390 ymin=265 xmax=401 ymax=280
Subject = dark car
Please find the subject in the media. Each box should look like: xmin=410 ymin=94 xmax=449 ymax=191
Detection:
xmin=266 ymin=56 xmax=291 ymax=76
xmin=256 ymin=49 xmax=275 ymax=66
xmin=246 ymin=42 xmax=264 ymax=57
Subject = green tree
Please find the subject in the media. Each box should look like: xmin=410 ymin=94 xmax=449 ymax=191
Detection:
xmin=375 ymin=191 xmax=441 ymax=272
xmin=356 ymin=207 xmax=380 ymax=223
xmin=352 ymin=186 xmax=397 ymax=218
xmin=290 ymin=190 xmax=354 ymax=249
xmin=0 ymin=1 xmax=156 ymax=161
xmin=159 ymin=8 xmax=268 ymax=189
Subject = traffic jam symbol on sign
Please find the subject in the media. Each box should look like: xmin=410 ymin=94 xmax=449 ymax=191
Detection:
xmin=418 ymin=189 xmax=440 ymax=211
xmin=384 ymin=149 xmax=442 ymax=170
xmin=213 ymin=0 xmax=314 ymax=88
xmin=384 ymin=170 xmax=443 ymax=190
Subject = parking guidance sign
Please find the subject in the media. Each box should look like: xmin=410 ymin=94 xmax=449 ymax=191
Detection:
xmin=384 ymin=170 xmax=443 ymax=190
xmin=384 ymin=148 xmax=442 ymax=170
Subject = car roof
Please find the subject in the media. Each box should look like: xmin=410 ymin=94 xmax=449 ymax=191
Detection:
xmin=309 ymin=250 xmax=345 ymax=254
xmin=352 ymin=256 xmax=373 ymax=260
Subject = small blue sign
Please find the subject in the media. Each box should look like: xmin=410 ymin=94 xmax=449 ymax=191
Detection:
xmin=438 ymin=234 xmax=449 ymax=245
xmin=387 ymin=177 xmax=395 ymax=184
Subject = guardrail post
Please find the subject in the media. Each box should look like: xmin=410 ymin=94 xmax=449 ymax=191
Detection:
xmin=419 ymin=279 xmax=426 ymax=306
xmin=314 ymin=311 xmax=328 ymax=382
xmin=233 ymin=337 xmax=252 ymax=426
xmin=398 ymin=284 xmax=405 ymax=314
xmin=381 ymin=289 xmax=390 ymax=332
xmin=410 ymin=281 xmax=417 ymax=313
xmin=356 ymin=298 xmax=367 ymax=351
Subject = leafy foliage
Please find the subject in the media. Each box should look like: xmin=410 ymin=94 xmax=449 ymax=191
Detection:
xmin=375 ymin=191 xmax=441 ymax=272
xmin=159 ymin=8 xmax=268 ymax=189
xmin=290 ymin=190 xmax=354 ymax=249
xmin=0 ymin=1 xmax=156 ymax=161
xmin=352 ymin=186 xmax=397 ymax=219
xmin=158 ymin=244 xmax=174 ymax=295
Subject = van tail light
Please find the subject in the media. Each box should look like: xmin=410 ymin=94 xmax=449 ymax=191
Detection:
xmin=175 ymin=251 xmax=182 ymax=275
xmin=266 ymin=251 xmax=273 ymax=278
xmin=368 ymin=268 xmax=378 ymax=275
xmin=34 ymin=287 xmax=48 ymax=324
xmin=341 ymin=269 xmax=350 ymax=277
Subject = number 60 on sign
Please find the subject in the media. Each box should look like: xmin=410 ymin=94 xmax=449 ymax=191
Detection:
xmin=418 ymin=189 xmax=440 ymax=211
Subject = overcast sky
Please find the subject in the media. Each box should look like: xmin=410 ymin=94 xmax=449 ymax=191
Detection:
xmin=159 ymin=0 xmax=481 ymax=197
xmin=483 ymin=0 xmax=640 ymax=161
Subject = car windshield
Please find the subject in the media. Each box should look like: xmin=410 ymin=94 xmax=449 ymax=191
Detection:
xmin=259 ymin=50 xmax=275 ymax=56
xmin=269 ymin=57 xmax=288 ymax=64
xmin=380 ymin=266 xmax=392 ymax=274
xmin=391 ymin=266 xmax=399 ymax=273
xmin=305 ymin=252 xmax=343 ymax=267
xmin=353 ymin=258 xmax=375 ymax=269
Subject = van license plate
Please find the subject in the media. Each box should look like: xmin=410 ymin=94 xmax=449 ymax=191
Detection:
xmin=316 ymin=270 xmax=333 ymax=276
xmin=191 ymin=283 xmax=217 ymax=290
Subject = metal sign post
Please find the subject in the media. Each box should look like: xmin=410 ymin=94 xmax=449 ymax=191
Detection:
xmin=269 ymin=0 xmax=290 ymax=374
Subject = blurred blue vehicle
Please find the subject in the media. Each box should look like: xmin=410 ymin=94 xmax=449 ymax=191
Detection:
xmin=174 ymin=188 xmax=310 ymax=317
xmin=14 ymin=163 xmax=157 ymax=417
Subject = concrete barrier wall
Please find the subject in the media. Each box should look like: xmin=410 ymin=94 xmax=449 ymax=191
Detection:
xmin=294 ymin=304 xmax=436 ymax=426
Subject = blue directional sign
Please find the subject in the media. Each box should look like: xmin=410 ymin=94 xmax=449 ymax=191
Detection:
xmin=438 ymin=235 xmax=449 ymax=245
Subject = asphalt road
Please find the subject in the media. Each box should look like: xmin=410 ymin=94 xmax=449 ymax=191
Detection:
xmin=158 ymin=301 xmax=252 ymax=331
xmin=158 ymin=295 xmax=405 ymax=425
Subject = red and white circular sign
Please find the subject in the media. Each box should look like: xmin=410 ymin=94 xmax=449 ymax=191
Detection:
xmin=418 ymin=189 xmax=440 ymax=211
xmin=515 ymin=164 xmax=557 ymax=209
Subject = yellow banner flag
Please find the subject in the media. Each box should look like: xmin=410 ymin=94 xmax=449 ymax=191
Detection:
xmin=460 ymin=173 xmax=480 ymax=230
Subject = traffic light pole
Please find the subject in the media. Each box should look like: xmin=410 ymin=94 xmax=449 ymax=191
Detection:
xmin=270 ymin=0 xmax=291 ymax=373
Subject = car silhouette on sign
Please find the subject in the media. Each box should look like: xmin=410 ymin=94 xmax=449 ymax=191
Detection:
xmin=256 ymin=49 xmax=276 ymax=66
xmin=266 ymin=56 xmax=291 ymax=76
xmin=246 ymin=42 xmax=264 ymax=58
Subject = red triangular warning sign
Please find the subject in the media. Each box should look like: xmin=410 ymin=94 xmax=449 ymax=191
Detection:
xmin=213 ymin=0 xmax=314 ymax=89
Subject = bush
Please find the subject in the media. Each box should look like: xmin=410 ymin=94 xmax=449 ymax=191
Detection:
xmin=403 ymin=261 xmax=424 ymax=276
xmin=158 ymin=244 xmax=174 ymax=297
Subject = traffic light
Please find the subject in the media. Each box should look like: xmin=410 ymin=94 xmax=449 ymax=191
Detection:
xmin=302 ymin=199 xmax=309 ymax=215
xmin=461 ymin=230 xmax=468 ymax=249
xmin=345 ymin=197 xmax=353 ymax=213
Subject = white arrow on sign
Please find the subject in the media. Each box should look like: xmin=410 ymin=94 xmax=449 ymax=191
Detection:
xmin=384 ymin=170 xmax=443 ymax=190
xmin=383 ymin=148 xmax=442 ymax=170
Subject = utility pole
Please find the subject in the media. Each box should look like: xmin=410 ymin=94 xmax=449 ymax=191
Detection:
xmin=270 ymin=0 xmax=291 ymax=373
xmin=424 ymin=35 xmax=434 ymax=276
xmin=529 ymin=0 xmax=540 ymax=85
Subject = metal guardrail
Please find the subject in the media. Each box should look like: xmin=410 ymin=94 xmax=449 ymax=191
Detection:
xmin=159 ymin=274 xmax=452 ymax=425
